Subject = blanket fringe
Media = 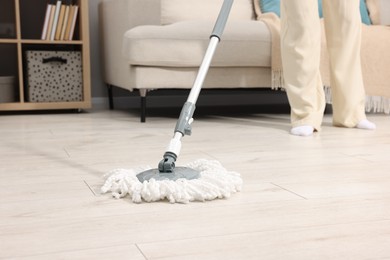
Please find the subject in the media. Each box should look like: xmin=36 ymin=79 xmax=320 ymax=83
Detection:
xmin=271 ymin=70 xmax=285 ymax=90
xmin=324 ymin=85 xmax=390 ymax=114
xmin=271 ymin=72 xmax=390 ymax=114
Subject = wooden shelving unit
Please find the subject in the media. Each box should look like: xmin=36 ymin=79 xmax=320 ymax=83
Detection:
xmin=0 ymin=0 xmax=91 ymax=111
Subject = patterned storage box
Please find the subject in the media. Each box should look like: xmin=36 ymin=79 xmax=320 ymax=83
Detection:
xmin=26 ymin=51 xmax=83 ymax=102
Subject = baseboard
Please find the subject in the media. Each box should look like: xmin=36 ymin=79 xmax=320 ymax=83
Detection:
xmin=92 ymin=89 xmax=289 ymax=110
xmin=92 ymin=96 xmax=140 ymax=110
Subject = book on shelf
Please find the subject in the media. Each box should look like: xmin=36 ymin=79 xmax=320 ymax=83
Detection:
xmin=49 ymin=0 xmax=62 ymax=40
xmin=64 ymin=2 xmax=75 ymax=40
xmin=68 ymin=3 xmax=79 ymax=41
xmin=54 ymin=0 xmax=67 ymax=40
xmin=41 ymin=0 xmax=56 ymax=40
xmin=41 ymin=0 xmax=79 ymax=41
xmin=46 ymin=0 xmax=57 ymax=40
xmin=59 ymin=0 xmax=72 ymax=40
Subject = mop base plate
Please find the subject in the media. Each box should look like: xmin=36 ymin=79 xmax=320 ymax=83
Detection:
xmin=136 ymin=167 xmax=200 ymax=182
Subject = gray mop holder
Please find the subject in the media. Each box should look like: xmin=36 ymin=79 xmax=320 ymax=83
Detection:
xmin=174 ymin=0 xmax=234 ymax=136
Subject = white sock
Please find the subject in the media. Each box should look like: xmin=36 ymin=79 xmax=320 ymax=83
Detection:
xmin=356 ymin=119 xmax=376 ymax=130
xmin=290 ymin=125 xmax=315 ymax=136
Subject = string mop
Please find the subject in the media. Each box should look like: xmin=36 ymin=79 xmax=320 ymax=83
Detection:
xmin=101 ymin=159 xmax=242 ymax=203
xmin=101 ymin=0 xmax=243 ymax=203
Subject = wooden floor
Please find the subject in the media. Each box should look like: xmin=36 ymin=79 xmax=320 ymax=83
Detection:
xmin=1 ymin=108 xmax=390 ymax=259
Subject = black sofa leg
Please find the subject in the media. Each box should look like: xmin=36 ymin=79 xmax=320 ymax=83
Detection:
xmin=139 ymin=89 xmax=147 ymax=123
xmin=107 ymin=84 xmax=114 ymax=110
xmin=140 ymin=96 xmax=146 ymax=123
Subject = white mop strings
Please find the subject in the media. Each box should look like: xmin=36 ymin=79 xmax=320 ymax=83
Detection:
xmin=101 ymin=159 xmax=243 ymax=203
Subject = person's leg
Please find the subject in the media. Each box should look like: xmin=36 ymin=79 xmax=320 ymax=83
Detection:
xmin=281 ymin=0 xmax=326 ymax=136
xmin=322 ymin=0 xmax=375 ymax=130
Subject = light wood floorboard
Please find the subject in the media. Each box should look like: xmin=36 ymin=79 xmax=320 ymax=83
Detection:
xmin=0 ymin=109 xmax=389 ymax=259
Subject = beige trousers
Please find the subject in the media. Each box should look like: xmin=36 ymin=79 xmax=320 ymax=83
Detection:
xmin=280 ymin=0 xmax=367 ymax=130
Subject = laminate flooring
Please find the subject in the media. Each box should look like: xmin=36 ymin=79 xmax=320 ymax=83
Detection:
xmin=1 ymin=108 xmax=389 ymax=259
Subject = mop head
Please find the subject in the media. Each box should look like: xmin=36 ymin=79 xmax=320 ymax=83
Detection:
xmin=101 ymin=159 xmax=243 ymax=203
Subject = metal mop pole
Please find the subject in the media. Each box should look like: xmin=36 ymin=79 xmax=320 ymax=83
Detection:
xmin=137 ymin=0 xmax=234 ymax=182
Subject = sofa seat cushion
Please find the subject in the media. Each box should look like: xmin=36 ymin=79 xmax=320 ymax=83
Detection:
xmin=123 ymin=20 xmax=271 ymax=68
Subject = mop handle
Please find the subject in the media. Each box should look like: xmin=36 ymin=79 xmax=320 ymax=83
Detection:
xmin=187 ymin=0 xmax=234 ymax=105
xmin=174 ymin=0 xmax=234 ymax=139
xmin=160 ymin=0 xmax=234 ymax=172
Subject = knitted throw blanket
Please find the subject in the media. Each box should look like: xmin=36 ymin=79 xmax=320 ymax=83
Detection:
xmin=259 ymin=12 xmax=390 ymax=114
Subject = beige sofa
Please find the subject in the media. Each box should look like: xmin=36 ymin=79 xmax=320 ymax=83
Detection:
xmin=99 ymin=0 xmax=388 ymax=122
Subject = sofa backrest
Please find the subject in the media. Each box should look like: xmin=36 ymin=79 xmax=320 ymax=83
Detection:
xmin=379 ymin=0 xmax=390 ymax=25
xmin=161 ymin=0 xmax=254 ymax=25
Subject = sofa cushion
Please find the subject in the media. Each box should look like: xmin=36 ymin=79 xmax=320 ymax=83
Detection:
xmin=161 ymin=0 xmax=255 ymax=25
xmin=123 ymin=20 xmax=271 ymax=68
